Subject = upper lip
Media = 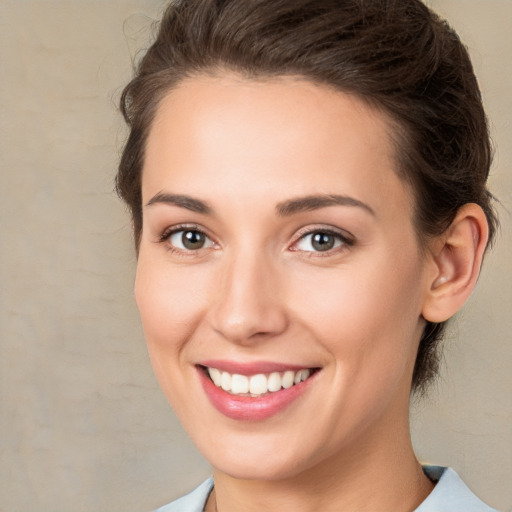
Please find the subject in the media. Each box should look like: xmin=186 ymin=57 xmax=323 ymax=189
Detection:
xmin=198 ymin=360 xmax=318 ymax=375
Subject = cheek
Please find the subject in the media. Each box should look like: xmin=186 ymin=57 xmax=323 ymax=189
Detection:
xmin=134 ymin=253 xmax=211 ymax=354
xmin=288 ymin=251 xmax=425 ymax=369
xmin=134 ymin=253 xmax=216 ymax=416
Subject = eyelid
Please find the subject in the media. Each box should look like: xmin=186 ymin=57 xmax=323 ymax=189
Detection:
xmin=157 ymin=223 xmax=218 ymax=252
xmin=155 ymin=223 xmax=354 ymax=255
xmin=289 ymin=225 xmax=355 ymax=253
xmin=158 ymin=222 xmax=200 ymax=242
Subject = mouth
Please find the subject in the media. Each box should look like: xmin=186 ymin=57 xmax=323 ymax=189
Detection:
xmin=202 ymin=366 xmax=316 ymax=397
xmin=196 ymin=362 xmax=320 ymax=421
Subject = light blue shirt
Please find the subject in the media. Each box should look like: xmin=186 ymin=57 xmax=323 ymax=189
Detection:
xmin=154 ymin=466 xmax=498 ymax=512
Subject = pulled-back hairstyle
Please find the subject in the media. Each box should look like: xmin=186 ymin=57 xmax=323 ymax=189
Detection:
xmin=117 ymin=0 xmax=497 ymax=394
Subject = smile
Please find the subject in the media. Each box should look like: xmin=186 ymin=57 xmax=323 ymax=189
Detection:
xmin=206 ymin=367 xmax=312 ymax=397
xmin=197 ymin=363 xmax=320 ymax=421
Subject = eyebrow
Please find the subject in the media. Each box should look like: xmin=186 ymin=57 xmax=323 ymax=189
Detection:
xmin=145 ymin=192 xmax=212 ymax=214
xmin=276 ymin=194 xmax=375 ymax=217
xmin=145 ymin=192 xmax=375 ymax=217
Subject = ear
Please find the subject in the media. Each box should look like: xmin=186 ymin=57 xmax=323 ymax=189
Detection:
xmin=422 ymin=203 xmax=489 ymax=323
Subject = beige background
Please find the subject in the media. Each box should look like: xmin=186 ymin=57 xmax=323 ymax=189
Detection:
xmin=0 ymin=1 xmax=510 ymax=511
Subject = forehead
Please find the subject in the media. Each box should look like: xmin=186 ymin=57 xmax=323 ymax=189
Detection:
xmin=143 ymin=74 xmax=413 ymax=217
xmin=148 ymin=74 xmax=394 ymax=157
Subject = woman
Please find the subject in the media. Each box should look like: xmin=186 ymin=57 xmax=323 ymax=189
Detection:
xmin=117 ymin=1 xmax=498 ymax=510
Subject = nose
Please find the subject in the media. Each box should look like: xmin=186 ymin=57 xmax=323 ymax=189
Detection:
xmin=209 ymin=250 xmax=289 ymax=345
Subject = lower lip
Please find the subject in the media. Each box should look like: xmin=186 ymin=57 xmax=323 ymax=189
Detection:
xmin=198 ymin=367 xmax=317 ymax=421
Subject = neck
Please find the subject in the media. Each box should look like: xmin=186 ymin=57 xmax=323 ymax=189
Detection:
xmin=208 ymin=401 xmax=433 ymax=512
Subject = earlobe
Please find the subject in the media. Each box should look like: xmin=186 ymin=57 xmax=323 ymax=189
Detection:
xmin=422 ymin=203 xmax=489 ymax=323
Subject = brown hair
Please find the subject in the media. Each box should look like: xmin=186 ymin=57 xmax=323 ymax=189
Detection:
xmin=117 ymin=0 xmax=497 ymax=394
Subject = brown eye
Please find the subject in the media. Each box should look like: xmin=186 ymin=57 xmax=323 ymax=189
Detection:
xmin=182 ymin=230 xmax=205 ymax=249
xmin=294 ymin=230 xmax=350 ymax=253
xmin=311 ymin=233 xmax=335 ymax=251
xmin=169 ymin=229 xmax=213 ymax=251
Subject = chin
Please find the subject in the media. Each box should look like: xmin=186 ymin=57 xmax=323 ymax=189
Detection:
xmin=194 ymin=428 xmax=325 ymax=482
xmin=213 ymin=454 xmax=310 ymax=482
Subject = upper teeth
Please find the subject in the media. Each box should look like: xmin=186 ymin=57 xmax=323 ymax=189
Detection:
xmin=207 ymin=368 xmax=311 ymax=396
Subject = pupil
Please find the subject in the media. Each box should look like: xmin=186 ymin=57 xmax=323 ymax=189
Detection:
xmin=182 ymin=231 xmax=205 ymax=250
xmin=312 ymin=233 xmax=334 ymax=251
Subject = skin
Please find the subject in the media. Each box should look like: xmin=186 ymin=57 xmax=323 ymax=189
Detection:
xmin=135 ymin=74 xmax=487 ymax=511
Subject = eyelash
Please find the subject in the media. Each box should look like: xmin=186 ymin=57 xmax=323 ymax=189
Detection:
xmin=157 ymin=224 xmax=216 ymax=255
xmin=157 ymin=224 xmax=354 ymax=256
xmin=290 ymin=226 xmax=354 ymax=256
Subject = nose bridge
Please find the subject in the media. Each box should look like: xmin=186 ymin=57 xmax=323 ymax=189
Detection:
xmin=210 ymin=243 xmax=287 ymax=343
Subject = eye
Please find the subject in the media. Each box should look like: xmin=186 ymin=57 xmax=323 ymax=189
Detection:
xmin=167 ymin=229 xmax=215 ymax=251
xmin=294 ymin=230 xmax=350 ymax=253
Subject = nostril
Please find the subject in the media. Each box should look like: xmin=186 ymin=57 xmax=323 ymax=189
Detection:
xmin=210 ymin=307 xmax=288 ymax=344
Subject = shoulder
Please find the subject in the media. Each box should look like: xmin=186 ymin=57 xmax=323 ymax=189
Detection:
xmin=416 ymin=466 xmax=499 ymax=512
xmin=153 ymin=478 xmax=214 ymax=512
xmin=153 ymin=469 xmax=498 ymax=512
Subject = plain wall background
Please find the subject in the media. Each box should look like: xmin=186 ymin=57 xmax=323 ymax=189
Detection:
xmin=0 ymin=1 xmax=510 ymax=511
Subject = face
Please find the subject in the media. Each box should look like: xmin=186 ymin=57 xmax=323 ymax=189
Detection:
xmin=135 ymin=75 xmax=431 ymax=481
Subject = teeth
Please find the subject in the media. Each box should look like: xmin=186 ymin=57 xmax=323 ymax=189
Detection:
xmin=221 ymin=371 xmax=231 ymax=391
xmin=282 ymin=370 xmax=295 ymax=389
xmin=209 ymin=367 xmax=222 ymax=387
xmin=249 ymin=374 xmax=267 ymax=395
xmin=207 ymin=367 xmax=312 ymax=396
xmin=231 ymin=374 xmax=249 ymax=394
xmin=267 ymin=372 xmax=281 ymax=392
